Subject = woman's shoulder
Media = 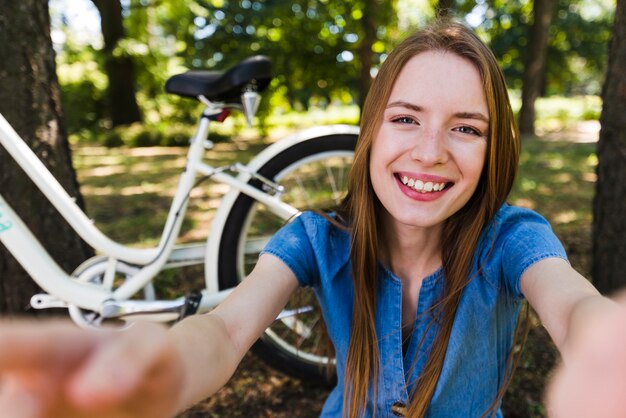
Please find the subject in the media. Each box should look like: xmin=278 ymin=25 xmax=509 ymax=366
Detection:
xmin=480 ymin=203 xmax=560 ymax=255
xmin=297 ymin=210 xmax=350 ymax=237
xmin=492 ymin=203 xmax=551 ymax=228
xmin=273 ymin=211 xmax=352 ymax=287
xmin=477 ymin=203 xmax=567 ymax=296
xmin=482 ymin=204 xmax=556 ymax=246
xmin=271 ymin=210 xmax=351 ymax=257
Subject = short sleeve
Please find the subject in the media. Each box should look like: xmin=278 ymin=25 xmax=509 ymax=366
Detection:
xmin=260 ymin=215 xmax=319 ymax=287
xmin=499 ymin=207 xmax=568 ymax=297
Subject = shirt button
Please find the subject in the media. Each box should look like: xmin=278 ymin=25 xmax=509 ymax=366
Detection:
xmin=391 ymin=401 xmax=407 ymax=417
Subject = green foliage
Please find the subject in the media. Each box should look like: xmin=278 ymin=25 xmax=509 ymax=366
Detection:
xmin=510 ymin=133 xmax=597 ymax=235
xmin=176 ymin=0 xmax=397 ymax=111
xmin=56 ymin=41 xmax=108 ymax=133
xmin=453 ymin=0 xmax=613 ymax=95
xmin=96 ymin=121 xmax=233 ymax=148
xmin=52 ymin=0 xmax=613 ymax=146
xmin=535 ymin=95 xmax=602 ymax=128
xmin=545 ymin=0 xmax=613 ymax=95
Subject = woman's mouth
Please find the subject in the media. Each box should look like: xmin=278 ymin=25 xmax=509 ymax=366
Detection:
xmin=397 ymin=174 xmax=452 ymax=193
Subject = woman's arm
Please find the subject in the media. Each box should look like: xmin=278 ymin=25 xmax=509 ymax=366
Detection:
xmin=544 ymin=290 xmax=626 ymax=418
xmin=521 ymin=258 xmax=626 ymax=417
xmin=170 ymin=253 xmax=299 ymax=411
xmin=0 ymin=253 xmax=299 ymax=417
xmin=520 ymin=257 xmax=619 ymax=355
xmin=521 ymin=259 xmax=626 ymax=418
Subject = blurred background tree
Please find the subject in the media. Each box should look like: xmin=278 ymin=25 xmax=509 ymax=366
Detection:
xmin=0 ymin=0 xmax=92 ymax=314
xmin=592 ymin=0 xmax=625 ymax=295
xmin=518 ymin=0 xmax=557 ymax=135
xmin=91 ymin=0 xmax=143 ymax=126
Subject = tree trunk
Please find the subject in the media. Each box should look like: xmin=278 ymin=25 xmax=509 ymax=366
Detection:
xmin=592 ymin=0 xmax=626 ymax=294
xmin=357 ymin=0 xmax=378 ymax=116
xmin=0 ymin=1 xmax=92 ymax=315
xmin=92 ymin=0 xmax=142 ymax=127
xmin=518 ymin=0 xmax=557 ymax=135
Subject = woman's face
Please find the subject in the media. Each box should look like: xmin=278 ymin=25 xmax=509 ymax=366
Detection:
xmin=369 ymin=50 xmax=489 ymax=233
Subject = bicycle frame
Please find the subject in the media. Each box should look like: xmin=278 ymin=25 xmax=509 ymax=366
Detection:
xmin=0 ymin=108 xmax=300 ymax=314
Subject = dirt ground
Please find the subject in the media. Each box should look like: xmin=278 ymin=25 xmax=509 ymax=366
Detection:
xmin=178 ymin=324 xmax=559 ymax=418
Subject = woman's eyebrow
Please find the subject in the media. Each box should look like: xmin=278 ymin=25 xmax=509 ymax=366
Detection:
xmin=386 ymin=101 xmax=489 ymax=123
xmin=386 ymin=101 xmax=423 ymax=112
xmin=454 ymin=111 xmax=489 ymax=123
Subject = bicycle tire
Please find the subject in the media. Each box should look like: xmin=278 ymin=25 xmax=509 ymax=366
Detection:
xmin=217 ymin=130 xmax=357 ymax=386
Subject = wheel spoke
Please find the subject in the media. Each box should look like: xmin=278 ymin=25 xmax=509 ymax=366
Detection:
xmin=280 ymin=315 xmax=313 ymax=339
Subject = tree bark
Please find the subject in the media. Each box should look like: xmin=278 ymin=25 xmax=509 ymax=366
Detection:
xmin=518 ymin=0 xmax=557 ymax=135
xmin=0 ymin=1 xmax=92 ymax=314
xmin=592 ymin=0 xmax=626 ymax=294
xmin=91 ymin=0 xmax=142 ymax=127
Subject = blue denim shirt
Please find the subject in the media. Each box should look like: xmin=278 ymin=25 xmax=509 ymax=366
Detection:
xmin=261 ymin=204 xmax=567 ymax=417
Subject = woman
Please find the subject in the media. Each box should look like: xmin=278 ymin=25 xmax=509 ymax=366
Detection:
xmin=0 ymin=21 xmax=622 ymax=418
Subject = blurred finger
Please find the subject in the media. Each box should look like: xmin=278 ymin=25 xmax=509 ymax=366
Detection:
xmin=0 ymin=320 xmax=103 ymax=372
xmin=0 ymin=376 xmax=44 ymax=418
xmin=546 ymin=300 xmax=626 ymax=418
xmin=67 ymin=322 xmax=173 ymax=410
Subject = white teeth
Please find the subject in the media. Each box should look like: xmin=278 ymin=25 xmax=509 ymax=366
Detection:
xmin=399 ymin=175 xmax=447 ymax=193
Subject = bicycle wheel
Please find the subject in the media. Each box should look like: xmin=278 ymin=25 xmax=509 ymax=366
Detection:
xmin=217 ymin=130 xmax=356 ymax=385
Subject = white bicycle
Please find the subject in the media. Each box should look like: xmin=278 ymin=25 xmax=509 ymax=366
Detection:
xmin=0 ymin=55 xmax=357 ymax=385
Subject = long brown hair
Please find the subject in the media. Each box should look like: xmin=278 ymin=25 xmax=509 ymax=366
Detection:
xmin=338 ymin=21 xmax=521 ymax=417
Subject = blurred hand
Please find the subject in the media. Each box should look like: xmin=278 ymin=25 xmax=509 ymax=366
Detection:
xmin=545 ymin=293 xmax=626 ymax=418
xmin=0 ymin=320 xmax=184 ymax=418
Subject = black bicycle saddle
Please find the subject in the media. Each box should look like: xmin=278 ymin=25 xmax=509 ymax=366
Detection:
xmin=165 ymin=55 xmax=272 ymax=103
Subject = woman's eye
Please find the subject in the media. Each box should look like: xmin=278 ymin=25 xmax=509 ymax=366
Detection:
xmin=391 ymin=116 xmax=417 ymax=124
xmin=455 ymin=125 xmax=481 ymax=136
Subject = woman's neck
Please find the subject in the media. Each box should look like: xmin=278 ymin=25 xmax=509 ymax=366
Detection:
xmin=380 ymin=215 xmax=443 ymax=282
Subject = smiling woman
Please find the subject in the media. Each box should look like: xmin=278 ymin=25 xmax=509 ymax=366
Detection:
xmin=370 ymin=51 xmax=488 ymax=231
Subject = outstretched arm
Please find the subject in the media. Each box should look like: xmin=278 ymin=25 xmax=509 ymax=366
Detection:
xmin=521 ymin=257 xmax=626 ymax=417
xmin=0 ymin=253 xmax=298 ymax=417
xmin=170 ymin=253 xmax=299 ymax=411
xmin=521 ymin=257 xmax=621 ymax=356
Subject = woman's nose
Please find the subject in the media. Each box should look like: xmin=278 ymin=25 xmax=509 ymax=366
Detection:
xmin=409 ymin=128 xmax=449 ymax=165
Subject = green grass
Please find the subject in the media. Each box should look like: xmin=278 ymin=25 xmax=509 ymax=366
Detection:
xmin=509 ymin=94 xmax=602 ymax=133
xmin=73 ymin=139 xmax=265 ymax=247
xmin=512 ymin=135 xmax=596 ymax=231
xmin=510 ymin=133 xmax=597 ymax=276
